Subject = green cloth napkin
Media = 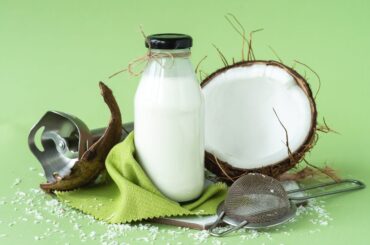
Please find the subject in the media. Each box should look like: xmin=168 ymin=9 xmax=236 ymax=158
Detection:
xmin=56 ymin=132 xmax=227 ymax=223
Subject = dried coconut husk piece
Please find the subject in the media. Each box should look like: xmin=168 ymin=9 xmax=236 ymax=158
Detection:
xmin=278 ymin=166 xmax=340 ymax=182
xmin=201 ymin=60 xmax=317 ymax=184
xmin=40 ymin=82 xmax=122 ymax=192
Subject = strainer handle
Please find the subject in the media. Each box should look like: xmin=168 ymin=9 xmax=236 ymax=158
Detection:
xmin=287 ymin=179 xmax=365 ymax=201
xmin=208 ymin=211 xmax=248 ymax=237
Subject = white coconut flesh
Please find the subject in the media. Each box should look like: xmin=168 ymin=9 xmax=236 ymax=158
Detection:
xmin=203 ymin=63 xmax=313 ymax=169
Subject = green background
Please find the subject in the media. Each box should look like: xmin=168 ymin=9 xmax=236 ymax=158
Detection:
xmin=1 ymin=0 xmax=369 ymax=244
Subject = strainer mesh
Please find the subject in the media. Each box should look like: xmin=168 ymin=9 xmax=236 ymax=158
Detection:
xmin=224 ymin=173 xmax=291 ymax=224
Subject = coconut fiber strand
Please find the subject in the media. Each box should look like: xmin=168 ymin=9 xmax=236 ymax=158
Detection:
xmin=56 ymin=132 xmax=227 ymax=223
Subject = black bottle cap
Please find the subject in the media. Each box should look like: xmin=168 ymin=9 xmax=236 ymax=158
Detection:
xmin=145 ymin=33 xmax=192 ymax=49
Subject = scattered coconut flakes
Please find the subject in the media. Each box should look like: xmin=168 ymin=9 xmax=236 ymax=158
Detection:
xmin=188 ymin=230 xmax=210 ymax=242
xmin=45 ymin=199 xmax=59 ymax=207
xmin=293 ymin=199 xmax=333 ymax=227
xmin=8 ymin=221 xmax=16 ymax=227
xmin=211 ymin=240 xmax=223 ymax=245
xmin=240 ymin=229 xmax=260 ymax=240
xmin=0 ymin=184 xmax=334 ymax=244
xmin=34 ymin=235 xmax=44 ymax=240
xmin=136 ymin=237 xmax=150 ymax=242
xmin=11 ymin=178 xmax=22 ymax=187
xmin=89 ymin=231 xmax=97 ymax=239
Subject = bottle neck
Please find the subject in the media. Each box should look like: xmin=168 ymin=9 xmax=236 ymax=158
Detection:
xmin=143 ymin=48 xmax=195 ymax=79
xmin=149 ymin=48 xmax=191 ymax=59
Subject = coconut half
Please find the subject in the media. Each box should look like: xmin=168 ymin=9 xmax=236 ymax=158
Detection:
xmin=201 ymin=60 xmax=317 ymax=182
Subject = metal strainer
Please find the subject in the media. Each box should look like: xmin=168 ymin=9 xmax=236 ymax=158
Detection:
xmin=209 ymin=173 xmax=365 ymax=236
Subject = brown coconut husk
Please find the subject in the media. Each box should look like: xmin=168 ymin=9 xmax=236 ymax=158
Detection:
xmin=201 ymin=60 xmax=318 ymax=184
xmin=278 ymin=166 xmax=341 ymax=182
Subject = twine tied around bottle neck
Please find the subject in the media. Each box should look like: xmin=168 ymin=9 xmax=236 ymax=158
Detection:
xmin=108 ymin=50 xmax=191 ymax=78
xmin=109 ymin=27 xmax=192 ymax=79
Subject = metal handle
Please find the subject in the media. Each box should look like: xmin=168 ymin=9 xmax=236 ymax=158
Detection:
xmin=208 ymin=211 xmax=248 ymax=237
xmin=51 ymin=123 xmax=134 ymax=153
xmin=90 ymin=122 xmax=134 ymax=143
xmin=287 ymin=179 xmax=366 ymax=201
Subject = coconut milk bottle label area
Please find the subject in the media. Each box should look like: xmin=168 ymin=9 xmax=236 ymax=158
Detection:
xmin=134 ymin=34 xmax=205 ymax=202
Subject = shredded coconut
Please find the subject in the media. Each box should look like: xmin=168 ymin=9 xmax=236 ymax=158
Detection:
xmin=11 ymin=178 xmax=22 ymax=187
xmin=0 ymin=177 xmax=333 ymax=244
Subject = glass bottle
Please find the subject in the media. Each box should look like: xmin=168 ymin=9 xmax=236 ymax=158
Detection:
xmin=134 ymin=34 xmax=204 ymax=202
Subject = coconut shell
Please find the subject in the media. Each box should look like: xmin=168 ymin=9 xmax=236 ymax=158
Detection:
xmin=201 ymin=60 xmax=317 ymax=184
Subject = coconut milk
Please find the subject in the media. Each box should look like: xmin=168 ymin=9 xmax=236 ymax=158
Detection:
xmin=134 ymin=38 xmax=204 ymax=202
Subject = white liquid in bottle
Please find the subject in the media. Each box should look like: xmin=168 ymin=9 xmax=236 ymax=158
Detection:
xmin=134 ymin=34 xmax=204 ymax=202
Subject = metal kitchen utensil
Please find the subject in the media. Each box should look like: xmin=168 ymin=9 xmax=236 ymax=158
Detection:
xmin=28 ymin=111 xmax=133 ymax=182
xmin=209 ymin=173 xmax=365 ymax=236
